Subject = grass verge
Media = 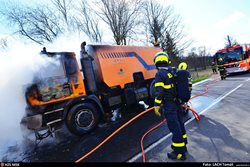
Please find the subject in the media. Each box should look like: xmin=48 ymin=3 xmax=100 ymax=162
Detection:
xmin=192 ymin=74 xmax=210 ymax=84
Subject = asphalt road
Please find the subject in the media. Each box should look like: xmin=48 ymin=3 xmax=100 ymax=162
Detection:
xmin=2 ymin=72 xmax=250 ymax=163
xmin=132 ymin=72 xmax=250 ymax=162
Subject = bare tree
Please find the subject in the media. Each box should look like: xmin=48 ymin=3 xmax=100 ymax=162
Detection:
xmin=74 ymin=0 xmax=103 ymax=42
xmin=184 ymin=46 xmax=213 ymax=72
xmin=198 ymin=46 xmax=209 ymax=70
xmin=225 ymin=35 xmax=238 ymax=47
xmin=0 ymin=0 xmax=103 ymax=44
xmin=143 ymin=0 xmax=169 ymax=44
xmin=95 ymin=0 xmax=143 ymax=45
xmin=143 ymin=0 xmax=192 ymax=58
xmin=187 ymin=47 xmax=199 ymax=71
xmin=50 ymin=0 xmax=74 ymax=28
xmin=0 ymin=3 xmax=62 ymax=44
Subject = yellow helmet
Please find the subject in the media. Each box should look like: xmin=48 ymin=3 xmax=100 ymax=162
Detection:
xmin=178 ymin=62 xmax=188 ymax=70
xmin=154 ymin=51 xmax=170 ymax=65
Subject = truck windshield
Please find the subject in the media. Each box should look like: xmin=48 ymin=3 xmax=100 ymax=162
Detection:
xmin=216 ymin=48 xmax=243 ymax=65
xmin=38 ymin=56 xmax=65 ymax=78
xmin=34 ymin=55 xmax=70 ymax=102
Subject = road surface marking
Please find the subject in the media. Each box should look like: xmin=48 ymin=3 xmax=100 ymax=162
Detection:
xmin=185 ymin=84 xmax=242 ymax=123
xmin=127 ymin=83 xmax=243 ymax=162
xmin=193 ymin=79 xmax=210 ymax=86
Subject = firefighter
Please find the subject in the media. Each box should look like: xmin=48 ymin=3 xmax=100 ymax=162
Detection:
xmin=153 ymin=52 xmax=187 ymax=160
xmin=177 ymin=62 xmax=191 ymax=145
xmin=177 ymin=62 xmax=192 ymax=115
xmin=218 ymin=58 xmax=227 ymax=80
xmin=211 ymin=62 xmax=218 ymax=74
xmin=178 ymin=62 xmax=192 ymax=92
xmin=218 ymin=65 xmax=227 ymax=80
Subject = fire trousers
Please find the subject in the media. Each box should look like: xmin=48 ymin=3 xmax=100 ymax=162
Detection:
xmin=162 ymin=100 xmax=187 ymax=154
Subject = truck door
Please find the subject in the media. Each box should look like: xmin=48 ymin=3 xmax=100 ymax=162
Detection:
xmin=63 ymin=53 xmax=86 ymax=96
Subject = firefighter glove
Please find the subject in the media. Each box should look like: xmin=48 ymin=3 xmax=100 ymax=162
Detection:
xmin=154 ymin=106 xmax=161 ymax=117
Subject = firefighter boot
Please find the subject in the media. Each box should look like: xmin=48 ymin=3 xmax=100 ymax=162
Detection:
xmin=171 ymin=143 xmax=188 ymax=153
xmin=167 ymin=151 xmax=186 ymax=160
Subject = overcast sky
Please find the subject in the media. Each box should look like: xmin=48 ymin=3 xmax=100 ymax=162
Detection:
xmin=1 ymin=0 xmax=250 ymax=54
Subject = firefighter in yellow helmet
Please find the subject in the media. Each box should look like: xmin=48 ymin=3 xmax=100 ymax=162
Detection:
xmin=178 ymin=62 xmax=192 ymax=92
xmin=176 ymin=62 xmax=193 ymax=146
xmin=153 ymin=52 xmax=187 ymax=160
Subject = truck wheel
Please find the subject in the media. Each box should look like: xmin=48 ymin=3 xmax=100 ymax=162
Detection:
xmin=66 ymin=102 xmax=100 ymax=136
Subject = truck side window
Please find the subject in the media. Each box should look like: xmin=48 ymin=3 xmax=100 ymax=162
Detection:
xmin=64 ymin=55 xmax=78 ymax=83
xmin=64 ymin=55 xmax=77 ymax=75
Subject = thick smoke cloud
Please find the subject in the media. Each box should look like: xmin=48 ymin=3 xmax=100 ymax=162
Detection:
xmin=0 ymin=33 xmax=89 ymax=161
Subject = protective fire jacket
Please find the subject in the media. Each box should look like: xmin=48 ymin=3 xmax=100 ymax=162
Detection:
xmin=175 ymin=69 xmax=192 ymax=102
xmin=154 ymin=66 xmax=176 ymax=107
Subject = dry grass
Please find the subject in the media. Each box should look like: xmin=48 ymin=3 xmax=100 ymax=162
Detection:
xmin=190 ymin=67 xmax=214 ymax=80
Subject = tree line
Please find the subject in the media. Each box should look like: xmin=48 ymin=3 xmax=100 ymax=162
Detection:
xmin=0 ymin=0 xmax=214 ymax=70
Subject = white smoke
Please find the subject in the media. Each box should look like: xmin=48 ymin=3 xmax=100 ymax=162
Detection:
xmin=0 ymin=33 xmax=91 ymax=161
xmin=44 ymin=32 xmax=92 ymax=65
xmin=0 ymin=37 xmax=58 ymax=161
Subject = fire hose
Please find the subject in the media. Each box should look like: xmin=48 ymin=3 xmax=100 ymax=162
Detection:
xmin=75 ymin=77 xmax=220 ymax=163
xmin=75 ymin=107 xmax=154 ymax=163
xmin=140 ymin=77 xmax=220 ymax=162
xmin=140 ymin=106 xmax=199 ymax=162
